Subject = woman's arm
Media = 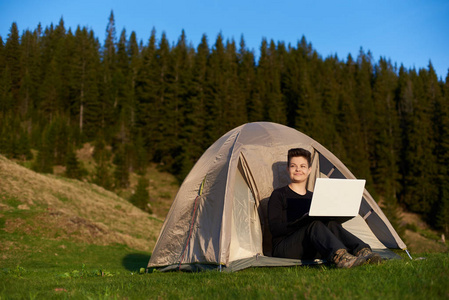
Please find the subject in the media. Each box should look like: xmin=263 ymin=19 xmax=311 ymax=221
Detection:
xmin=267 ymin=189 xmax=296 ymax=238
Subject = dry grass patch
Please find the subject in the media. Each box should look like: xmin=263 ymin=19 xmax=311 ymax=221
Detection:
xmin=0 ymin=154 xmax=162 ymax=252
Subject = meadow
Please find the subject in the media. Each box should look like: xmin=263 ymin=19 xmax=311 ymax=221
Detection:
xmin=1 ymin=154 xmax=448 ymax=299
xmin=1 ymin=231 xmax=448 ymax=299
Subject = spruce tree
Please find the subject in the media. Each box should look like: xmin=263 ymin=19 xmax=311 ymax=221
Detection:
xmin=223 ymin=38 xmax=247 ymax=129
xmin=113 ymin=145 xmax=130 ymax=189
xmin=19 ymin=29 xmax=40 ymax=117
xmin=337 ymin=54 xmax=372 ymax=183
xmin=371 ymin=58 xmax=402 ymax=232
xmin=129 ymin=175 xmax=151 ymax=212
xmin=400 ymin=66 xmax=438 ymax=216
xmin=93 ymin=139 xmax=113 ymax=190
xmin=291 ymin=43 xmax=320 ymax=137
xmin=203 ymin=33 xmax=226 ymax=144
xmin=127 ymin=31 xmax=140 ymax=126
xmin=135 ymin=28 xmax=159 ymax=161
xmin=71 ymin=27 xmax=101 ymax=139
xmin=238 ymin=35 xmax=260 ymax=122
xmin=5 ymin=22 xmax=21 ymax=105
xmin=371 ymin=58 xmax=400 ymax=197
xmin=428 ymin=63 xmax=449 ymax=230
xmin=256 ymin=39 xmax=285 ymax=125
xmin=355 ymin=49 xmax=376 ymax=159
xmin=32 ymin=126 xmax=54 ymax=174
xmin=39 ymin=58 xmax=61 ymax=121
xmin=0 ymin=66 xmax=14 ymax=114
xmin=100 ymin=10 xmax=118 ymax=139
xmin=15 ymin=127 xmax=33 ymax=160
xmin=65 ymin=145 xmax=83 ymax=179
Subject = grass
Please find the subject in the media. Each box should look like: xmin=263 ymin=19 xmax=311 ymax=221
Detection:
xmin=1 ymin=229 xmax=448 ymax=300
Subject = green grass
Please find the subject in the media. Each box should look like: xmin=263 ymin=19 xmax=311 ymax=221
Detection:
xmin=1 ymin=226 xmax=448 ymax=300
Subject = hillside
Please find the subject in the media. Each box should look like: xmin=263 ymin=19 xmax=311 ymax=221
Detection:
xmin=0 ymin=154 xmax=165 ymax=252
xmin=1 ymin=152 xmax=447 ymax=263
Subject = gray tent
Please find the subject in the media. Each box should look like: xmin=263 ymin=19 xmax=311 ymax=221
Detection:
xmin=147 ymin=122 xmax=406 ymax=272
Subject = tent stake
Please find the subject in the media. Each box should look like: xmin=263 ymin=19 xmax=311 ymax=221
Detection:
xmin=404 ymin=249 xmax=413 ymax=260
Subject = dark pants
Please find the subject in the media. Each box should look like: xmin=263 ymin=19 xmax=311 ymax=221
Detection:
xmin=272 ymin=220 xmax=370 ymax=261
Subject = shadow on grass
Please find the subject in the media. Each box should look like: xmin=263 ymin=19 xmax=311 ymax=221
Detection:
xmin=122 ymin=253 xmax=151 ymax=271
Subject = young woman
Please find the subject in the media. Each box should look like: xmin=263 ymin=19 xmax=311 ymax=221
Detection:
xmin=268 ymin=148 xmax=382 ymax=268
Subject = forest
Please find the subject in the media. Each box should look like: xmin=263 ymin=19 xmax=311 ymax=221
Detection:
xmin=1 ymin=12 xmax=448 ymax=234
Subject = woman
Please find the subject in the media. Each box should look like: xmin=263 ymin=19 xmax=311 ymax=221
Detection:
xmin=268 ymin=148 xmax=382 ymax=268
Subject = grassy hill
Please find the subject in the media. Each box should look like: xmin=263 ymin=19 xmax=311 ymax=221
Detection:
xmin=0 ymin=153 xmax=173 ymax=253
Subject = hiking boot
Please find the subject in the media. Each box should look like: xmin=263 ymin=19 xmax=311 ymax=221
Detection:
xmin=333 ymin=249 xmax=366 ymax=269
xmin=355 ymin=248 xmax=383 ymax=264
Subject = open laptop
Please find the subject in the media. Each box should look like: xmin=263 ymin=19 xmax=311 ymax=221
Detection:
xmin=309 ymin=178 xmax=366 ymax=218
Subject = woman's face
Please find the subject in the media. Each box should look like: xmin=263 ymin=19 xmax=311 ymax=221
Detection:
xmin=288 ymin=156 xmax=311 ymax=183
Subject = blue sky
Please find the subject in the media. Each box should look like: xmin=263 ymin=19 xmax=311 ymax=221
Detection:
xmin=1 ymin=0 xmax=448 ymax=80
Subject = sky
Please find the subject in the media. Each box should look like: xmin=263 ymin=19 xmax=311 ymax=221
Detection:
xmin=1 ymin=0 xmax=448 ymax=80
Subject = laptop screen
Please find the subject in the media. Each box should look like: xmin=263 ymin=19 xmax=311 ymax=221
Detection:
xmin=309 ymin=178 xmax=365 ymax=217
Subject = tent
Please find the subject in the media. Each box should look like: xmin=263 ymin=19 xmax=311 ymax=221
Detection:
xmin=147 ymin=122 xmax=406 ymax=272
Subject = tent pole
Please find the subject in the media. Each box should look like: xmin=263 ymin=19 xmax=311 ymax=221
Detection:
xmin=404 ymin=249 xmax=413 ymax=260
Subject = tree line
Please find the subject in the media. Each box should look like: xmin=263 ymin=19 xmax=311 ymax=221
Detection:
xmin=1 ymin=12 xmax=448 ymax=234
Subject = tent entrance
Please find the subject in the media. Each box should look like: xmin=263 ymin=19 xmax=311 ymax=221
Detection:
xmin=229 ymin=166 xmax=263 ymax=262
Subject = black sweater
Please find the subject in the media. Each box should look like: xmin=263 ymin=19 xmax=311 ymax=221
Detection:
xmin=267 ymin=185 xmax=313 ymax=248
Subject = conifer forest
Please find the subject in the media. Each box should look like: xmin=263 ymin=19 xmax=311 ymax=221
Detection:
xmin=1 ymin=13 xmax=448 ymax=234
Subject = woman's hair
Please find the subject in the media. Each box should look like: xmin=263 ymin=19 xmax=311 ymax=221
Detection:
xmin=287 ymin=148 xmax=312 ymax=167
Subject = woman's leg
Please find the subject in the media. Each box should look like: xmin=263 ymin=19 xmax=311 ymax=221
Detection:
xmin=306 ymin=220 xmax=347 ymax=261
xmin=272 ymin=224 xmax=316 ymax=259
xmin=325 ymin=220 xmax=370 ymax=255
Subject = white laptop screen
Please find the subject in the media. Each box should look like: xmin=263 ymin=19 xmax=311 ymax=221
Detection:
xmin=308 ymin=178 xmax=366 ymax=217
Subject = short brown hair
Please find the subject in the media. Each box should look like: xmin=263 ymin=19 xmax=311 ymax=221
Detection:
xmin=287 ymin=148 xmax=312 ymax=167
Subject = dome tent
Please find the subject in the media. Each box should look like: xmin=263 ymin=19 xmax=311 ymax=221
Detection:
xmin=147 ymin=122 xmax=405 ymax=272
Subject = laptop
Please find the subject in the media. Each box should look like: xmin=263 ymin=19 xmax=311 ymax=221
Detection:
xmin=309 ymin=178 xmax=366 ymax=218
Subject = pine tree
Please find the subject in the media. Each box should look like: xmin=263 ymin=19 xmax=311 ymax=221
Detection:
xmin=238 ymin=35 xmax=260 ymax=122
xmin=4 ymin=22 xmax=21 ymax=105
xmin=337 ymin=54 xmax=372 ymax=183
xmin=127 ymin=31 xmax=140 ymax=127
xmin=203 ymin=33 xmax=227 ymax=144
xmin=129 ymin=175 xmax=151 ymax=212
xmin=256 ymin=39 xmax=285 ymax=125
xmin=428 ymin=64 xmax=449 ymax=230
xmin=319 ymin=55 xmax=345 ymax=157
xmin=32 ymin=126 xmax=54 ymax=174
xmin=223 ymin=38 xmax=247 ymax=129
xmin=39 ymin=58 xmax=61 ymax=121
xmin=355 ymin=49 xmax=376 ymax=162
xmin=176 ymin=34 xmax=209 ymax=180
xmin=135 ymin=28 xmax=159 ymax=161
xmin=15 ymin=126 xmax=33 ymax=160
xmin=291 ymin=42 xmax=321 ymax=137
xmin=370 ymin=58 xmax=403 ymax=233
xmin=19 ymin=29 xmax=40 ymax=117
xmin=0 ymin=65 xmax=14 ymax=114
xmin=371 ymin=58 xmax=400 ymax=198
xmin=100 ymin=11 xmax=118 ymax=139
xmin=71 ymin=27 xmax=101 ymax=139
xmin=65 ymin=145 xmax=83 ymax=179
xmin=114 ymin=28 xmax=131 ymax=125
xmin=400 ymin=66 xmax=438 ymax=216
xmin=93 ymin=139 xmax=113 ymax=190
xmin=0 ymin=36 xmax=4 ymax=69
xmin=113 ymin=145 xmax=129 ymax=189
xmin=156 ymin=30 xmax=186 ymax=174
